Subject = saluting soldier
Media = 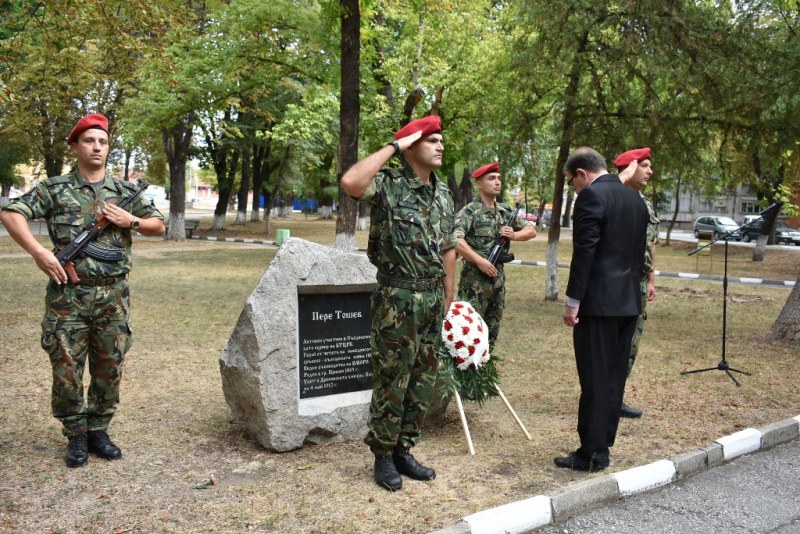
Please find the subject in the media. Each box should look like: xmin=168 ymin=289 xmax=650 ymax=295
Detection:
xmin=614 ymin=147 xmax=659 ymax=419
xmin=341 ymin=115 xmax=456 ymax=492
xmin=454 ymin=162 xmax=536 ymax=352
xmin=0 ymin=114 xmax=166 ymax=467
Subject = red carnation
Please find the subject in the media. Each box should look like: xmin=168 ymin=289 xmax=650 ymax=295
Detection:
xmin=456 ymin=357 xmax=465 ymax=364
xmin=447 ymin=333 xmax=454 ymax=341
xmin=468 ymin=346 xmax=476 ymax=356
xmin=454 ymin=341 xmax=465 ymax=349
xmin=444 ymin=320 xmax=452 ymax=331
xmin=477 ymin=324 xmax=483 ymax=332
xmin=473 ymin=338 xmax=481 ymax=345
xmin=454 ymin=302 xmax=464 ymax=309
xmin=464 ymin=315 xmax=474 ymax=324
xmin=462 ymin=326 xmax=470 ymax=335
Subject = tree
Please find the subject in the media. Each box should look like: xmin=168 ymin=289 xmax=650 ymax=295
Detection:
xmin=769 ymin=275 xmax=800 ymax=346
xmin=335 ymin=0 xmax=361 ymax=251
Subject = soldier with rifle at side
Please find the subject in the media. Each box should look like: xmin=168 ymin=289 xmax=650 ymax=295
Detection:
xmin=0 ymin=114 xmax=165 ymax=468
xmin=454 ymin=162 xmax=536 ymax=352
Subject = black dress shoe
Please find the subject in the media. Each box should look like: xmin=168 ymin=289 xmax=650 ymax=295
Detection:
xmin=88 ymin=430 xmax=122 ymax=460
xmin=620 ymin=403 xmax=643 ymax=418
xmin=392 ymin=446 xmax=436 ymax=481
xmin=554 ymin=452 xmax=608 ymax=472
xmin=374 ymin=455 xmax=403 ymax=491
xmin=65 ymin=434 xmax=89 ymax=468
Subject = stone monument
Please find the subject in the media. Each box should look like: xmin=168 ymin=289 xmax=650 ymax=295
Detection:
xmin=219 ymin=238 xmax=377 ymax=452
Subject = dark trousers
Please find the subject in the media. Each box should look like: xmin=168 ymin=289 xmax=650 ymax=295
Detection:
xmin=573 ymin=315 xmax=638 ymax=461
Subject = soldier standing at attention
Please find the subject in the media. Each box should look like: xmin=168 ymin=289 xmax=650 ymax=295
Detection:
xmin=454 ymin=162 xmax=536 ymax=353
xmin=0 ymin=114 xmax=166 ymax=467
xmin=614 ymin=147 xmax=658 ymax=419
xmin=341 ymin=115 xmax=456 ymax=491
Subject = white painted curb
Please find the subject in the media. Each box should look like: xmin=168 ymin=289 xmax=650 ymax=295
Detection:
xmin=463 ymin=495 xmax=552 ymax=534
xmin=612 ymin=459 xmax=676 ymax=496
xmin=716 ymin=428 xmax=762 ymax=460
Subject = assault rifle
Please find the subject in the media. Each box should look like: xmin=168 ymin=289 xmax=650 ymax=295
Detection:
xmin=487 ymin=208 xmax=518 ymax=266
xmin=56 ymin=182 xmax=149 ymax=284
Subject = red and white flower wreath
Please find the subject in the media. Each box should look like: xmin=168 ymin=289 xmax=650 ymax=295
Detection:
xmin=441 ymin=301 xmax=491 ymax=371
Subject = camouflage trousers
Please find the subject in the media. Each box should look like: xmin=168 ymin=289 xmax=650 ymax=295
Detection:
xmin=457 ymin=262 xmax=505 ymax=351
xmin=40 ymin=279 xmax=132 ymax=437
xmin=628 ymin=278 xmax=648 ymax=375
xmin=364 ymin=284 xmax=444 ymax=456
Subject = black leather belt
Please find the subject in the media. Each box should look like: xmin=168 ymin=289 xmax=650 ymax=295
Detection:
xmin=376 ymin=272 xmax=442 ymax=291
xmin=74 ymin=274 xmax=128 ymax=287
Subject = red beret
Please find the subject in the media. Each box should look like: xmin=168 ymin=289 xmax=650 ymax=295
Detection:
xmin=471 ymin=162 xmax=500 ymax=179
xmin=394 ymin=115 xmax=442 ymax=140
xmin=67 ymin=114 xmax=109 ymax=145
xmin=613 ymin=147 xmax=651 ymax=169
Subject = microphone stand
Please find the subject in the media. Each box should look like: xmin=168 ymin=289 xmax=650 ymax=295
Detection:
xmin=681 ymin=218 xmax=764 ymax=386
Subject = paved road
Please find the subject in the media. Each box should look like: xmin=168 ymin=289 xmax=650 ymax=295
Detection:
xmin=535 ymin=439 xmax=800 ymax=534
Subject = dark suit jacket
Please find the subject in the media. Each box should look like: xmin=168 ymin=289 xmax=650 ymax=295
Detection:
xmin=566 ymin=173 xmax=648 ymax=317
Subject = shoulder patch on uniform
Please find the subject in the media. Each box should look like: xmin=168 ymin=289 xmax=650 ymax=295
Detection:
xmin=44 ymin=175 xmax=71 ymax=187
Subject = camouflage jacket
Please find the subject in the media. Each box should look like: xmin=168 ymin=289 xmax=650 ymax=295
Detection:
xmin=358 ymin=164 xmax=456 ymax=280
xmin=642 ymin=192 xmax=660 ymax=276
xmin=453 ymin=199 xmax=532 ymax=259
xmin=1 ymin=170 xmax=163 ymax=278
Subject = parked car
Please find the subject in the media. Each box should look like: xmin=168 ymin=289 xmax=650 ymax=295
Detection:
xmin=518 ymin=211 xmax=538 ymax=222
xmin=692 ymin=216 xmax=742 ymax=241
xmin=740 ymin=220 xmax=800 ymax=245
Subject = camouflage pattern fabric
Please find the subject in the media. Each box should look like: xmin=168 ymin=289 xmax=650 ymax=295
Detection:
xmin=628 ymin=193 xmax=659 ymax=373
xmin=356 ymin=164 xmax=455 ymax=456
xmin=1 ymin=170 xmax=163 ymax=279
xmin=453 ymin=199 xmax=532 ymax=349
xmin=41 ymin=278 xmax=132 ymax=436
xmin=365 ymin=286 xmax=443 ymax=454
xmin=642 ymin=193 xmax=659 ymax=276
xmin=1 ymin=171 xmax=161 ymax=437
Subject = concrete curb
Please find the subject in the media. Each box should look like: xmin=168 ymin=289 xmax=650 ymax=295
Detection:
xmin=429 ymin=414 xmax=800 ymax=534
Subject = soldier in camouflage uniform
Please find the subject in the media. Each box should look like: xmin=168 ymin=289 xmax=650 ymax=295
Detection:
xmin=614 ymin=147 xmax=658 ymax=419
xmin=454 ymin=162 xmax=536 ymax=352
xmin=0 ymin=114 xmax=165 ymax=467
xmin=341 ymin=115 xmax=456 ymax=491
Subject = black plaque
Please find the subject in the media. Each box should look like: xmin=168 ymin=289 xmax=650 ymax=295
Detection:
xmin=298 ymin=291 xmax=373 ymax=399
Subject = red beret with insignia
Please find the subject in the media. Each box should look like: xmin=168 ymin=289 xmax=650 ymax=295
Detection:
xmin=67 ymin=114 xmax=109 ymax=145
xmin=471 ymin=162 xmax=500 ymax=179
xmin=394 ymin=115 xmax=442 ymax=140
xmin=613 ymin=147 xmax=651 ymax=169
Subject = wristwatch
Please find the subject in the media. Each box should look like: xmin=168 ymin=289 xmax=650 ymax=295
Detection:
xmin=130 ymin=217 xmax=141 ymax=230
xmin=387 ymin=140 xmax=401 ymax=155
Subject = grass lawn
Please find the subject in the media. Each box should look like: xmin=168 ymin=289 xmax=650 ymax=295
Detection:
xmin=0 ymin=212 xmax=798 ymax=533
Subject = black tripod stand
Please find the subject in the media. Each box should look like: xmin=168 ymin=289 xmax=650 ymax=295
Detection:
xmin=682 ymin=202 xmax=783 ymax=385
xmin=682 ymin=230 xmax=750 ymax=386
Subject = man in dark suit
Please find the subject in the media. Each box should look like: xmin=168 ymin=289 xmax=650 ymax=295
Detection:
xmin=556 ymin=147 xmax=649 ymax=472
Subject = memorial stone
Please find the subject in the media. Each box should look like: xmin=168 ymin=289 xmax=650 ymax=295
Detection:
xmin=219 ymin=237 xmax=377 ymax=452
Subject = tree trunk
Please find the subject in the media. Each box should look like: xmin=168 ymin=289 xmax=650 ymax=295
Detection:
xmin=213 ymin=149 xmax=238 ymax=231
xmin=545 ymin=30 xmax=589 ymax=301
xmin=335 ymin=0 xmax=360 ymax=252
xmin=752 ymin=203 xmax=780 ymax=262
xmin=768 ymin=275 xmax=800 ymax=345
xmin=665 ymin=175 xmax=682 ymax=246
xmin=234 ymin=141 xmax=251 ymax=226
xmin=561 ymin=188 xmax=574 ymax=228
xmin=161 ymin=113 xmax=194 ymax=241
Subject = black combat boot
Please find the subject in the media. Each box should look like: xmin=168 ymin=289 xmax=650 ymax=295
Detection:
xmin=88 ymin=430 xmax=122 ymax=460
xmin=392 ymin=445 xmax=436 ymax=481
xmin=374 ymin=455 xmax=402 ymax=491
xmin=65 ymin=434 xmax=89 ymax=468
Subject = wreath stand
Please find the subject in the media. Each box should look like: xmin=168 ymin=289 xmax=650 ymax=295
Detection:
xmin=453 ymin=387 xmax=531 ymax=456
xmin=441 ymin=301 xmax=532 ymax=456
